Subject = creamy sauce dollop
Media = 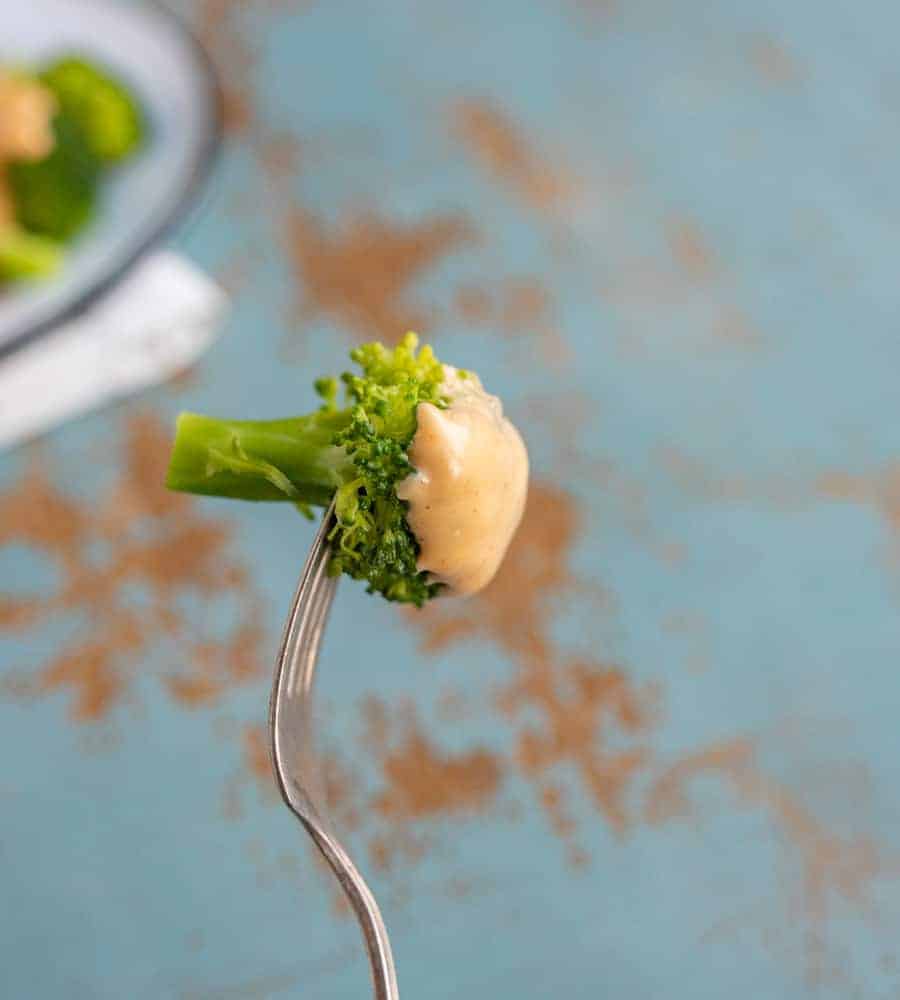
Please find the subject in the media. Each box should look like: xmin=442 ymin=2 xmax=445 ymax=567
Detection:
xmin=396 ymin=366 xmax=529 ymax=596
xmin=0 ymin=74 xmax=56 ymax=161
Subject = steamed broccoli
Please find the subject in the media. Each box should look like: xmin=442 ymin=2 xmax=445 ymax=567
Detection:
xmin=0 ymin=56 xmax=145 ymax=283
xmin=6 ymin=113 xmax=99 ymax=240
xmin=0 ymin=227 xmax=64 ymax=281
xmin=166 ymin=334 xmax=449 ymax=605
xmin=40 ymin=57 xmax=145 ymax=164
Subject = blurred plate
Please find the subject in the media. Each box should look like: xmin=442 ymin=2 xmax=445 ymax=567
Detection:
xmin=0 ymin=0 xmax=221 ymax=358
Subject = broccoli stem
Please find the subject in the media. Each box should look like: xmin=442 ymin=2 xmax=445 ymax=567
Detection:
xmin=166 ymin=411 xmax=355 ymax=506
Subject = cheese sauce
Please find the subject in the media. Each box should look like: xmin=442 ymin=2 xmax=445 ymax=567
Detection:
xmin=397 ymin=367 xmax=529 ymax=596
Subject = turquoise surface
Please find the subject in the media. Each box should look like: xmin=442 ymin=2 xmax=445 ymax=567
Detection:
xmin=3 ymin=1 xmax=900 ymax=997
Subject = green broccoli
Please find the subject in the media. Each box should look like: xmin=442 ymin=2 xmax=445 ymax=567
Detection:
xmin=40 ymin=56 xmax=145 ymax=164
xmin=6 ymin=113 xmax=99 ymax=240
xmin=0 ymin=227 xmax=64 ymax=282
xmin=166 ymin=334 xmax=449 ymax=605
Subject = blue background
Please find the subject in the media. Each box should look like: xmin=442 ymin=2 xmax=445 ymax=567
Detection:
xmin=3 ymin=1 xmax=900 ymax=996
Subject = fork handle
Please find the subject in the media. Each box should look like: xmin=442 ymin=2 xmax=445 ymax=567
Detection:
xmin=270 ymin=506 xmax=399 ymax=999
xmin=301 ymin=813 xmax=400 ymax=1000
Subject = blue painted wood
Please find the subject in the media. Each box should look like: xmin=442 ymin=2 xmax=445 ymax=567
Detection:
xmin=3 ymin=1 xmax=900 ymax=996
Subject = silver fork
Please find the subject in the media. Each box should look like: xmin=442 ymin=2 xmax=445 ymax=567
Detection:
xmin=269 ymin=503 xmax=399 ymax=999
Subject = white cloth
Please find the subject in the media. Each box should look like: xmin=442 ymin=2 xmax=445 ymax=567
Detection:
xmin=0 ymin=253 xmax=226 ymax=451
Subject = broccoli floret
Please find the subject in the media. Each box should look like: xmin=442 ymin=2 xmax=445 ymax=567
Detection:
xmin=6 ymin=114 xmax=99 ymax=239
xmin=0 ymin=227 xmax=64 ymax=282
xmin=166 ymin=334 xmax=448 ymax=605
xmin=40 ymin=56 xmax=145 ymax=164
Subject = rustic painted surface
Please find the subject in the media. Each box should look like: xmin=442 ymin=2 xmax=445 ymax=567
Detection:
xmin=3 ymin=1 xmax=900 ymax=997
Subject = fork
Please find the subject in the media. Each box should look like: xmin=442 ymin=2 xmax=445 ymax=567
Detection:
xmin=269 ymin=503 xmax=400 ymax=999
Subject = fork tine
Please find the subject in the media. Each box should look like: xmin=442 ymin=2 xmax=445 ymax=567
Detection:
xmin=269 ymin=503 xmax=400 ymax=1000
xmin=271 ymin=509 xmax=335 ymax=705
xmin=270 ymin=504 xmax=337 ymax=817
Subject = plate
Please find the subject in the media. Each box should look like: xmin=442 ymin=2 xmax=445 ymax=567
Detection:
xmin=0 ymin=0 xmax=220 ymax=358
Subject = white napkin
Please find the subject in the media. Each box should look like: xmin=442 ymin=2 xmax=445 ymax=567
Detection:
xmin=0 ymin=252 xmax=227 ymax=452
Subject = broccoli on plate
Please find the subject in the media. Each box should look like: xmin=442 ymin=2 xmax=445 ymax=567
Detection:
xmin=40 ymin=56 xmax=145 ymax=164
xmin=0 ymin=53 xmax=147 ymax=283
xmin=0 ymin=226 xmax=64 ymax=281
xmin=6 ymin=113 xmax=99 ymax=240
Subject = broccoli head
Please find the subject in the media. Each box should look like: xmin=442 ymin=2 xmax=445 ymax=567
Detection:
xmin=2 ymin=57 xmax=145 ymax=249
xmin=166 ymin=334 xmax=449 ymax=605
xmin=6 ymin=113 xmax=98 ymax=239
xmin=40 ymin=56 xmax=145 ymax=164
xmin=0 ymin=226 xmax=64 ymax=282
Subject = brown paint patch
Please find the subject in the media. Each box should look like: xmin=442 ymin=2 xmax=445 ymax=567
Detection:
xmin=0 ymin=597 xmax=41 ymax=629
xmin=169 ymin=619 xmax=265 ymax=708
xmin=817 ymin=471 xmax=870 ymax=505
xmin=818 ymin=467 xmax=900 ymax=535
xmin=285 ymin=207 xmax=474 ymax=344
xmin=367 ymin=830 xmax=428 ymax=875
xmin=243 ymin=724 xmax=272 ymax=786
xmin=713 ymin=306 xmax=764 ymax=346
xmin=221 ymin=89 xmax=253 ymax=136
xmin=453 ymin=98 xmax=576 ymax=212
xmin=258 ymin=130 xmax=301 ymax=179
xmin=369 ymin=703 xmax=503 ymax=823
xmin=502 ymin=278 xmax=553 ymax=330
xmin=237 ymin=701 xmax=503 ymax=878
xmin=454 ymin=283 xmax=493 ymax=325
xmin=455 ymin=278 xmax=553 ymax=331
xmin=320 ymin=750 xmax=364 ymax=835
xmin=748 ymin=34 xmax=803 ymax=86
xmin=194 ymin=0 xmax=259 ymax=136
xmin=436 ymin=688 xmax=470 ymax=723
xmin=0 ymin=461 xmax=89 ymax=556
xmin=410 ymin=482 xmax=657 ymax=848
xmin=666 ymin=216 xmax=719 ymax=284
xmin=35 ymin=617 xmax=141 ymax=721
xmin=646 ymin=738 xmax=900 ymax=985
xmin=817 ymin=466 xmax=900 ymax=587
xmin=451 ymin=276 xmax=567 ymax=361
xmin=362 ymin=699 xmax=504 ymax=873
xmin=193 ymin=0 xmax=311 ymax=138
xmin=222 ymin=724 xmax=272 ymax=820
xmin=591 ymin=171 xmax=763 ymax=352
xmin=0 ymin=414 xmax=264 ymax=722
xmin=644 ymin=738 xmax=755 ymax=826
xmin=236 ymin=714 xmax=487 ymax=916
xmin=501 ymin=657 xmax=654 ymax=837
xmin=541 ymin=783 xmax=574 ymax=837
